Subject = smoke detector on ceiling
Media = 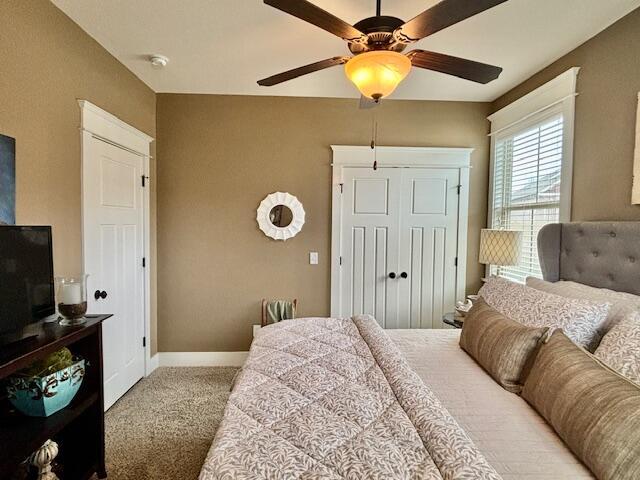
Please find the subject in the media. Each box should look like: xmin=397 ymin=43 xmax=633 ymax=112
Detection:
xmin=149 ymin=54 xmax=169 ymax=68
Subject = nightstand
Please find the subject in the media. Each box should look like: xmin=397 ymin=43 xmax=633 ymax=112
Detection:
xmin=443 ymin=312 xmax=464 ymax=329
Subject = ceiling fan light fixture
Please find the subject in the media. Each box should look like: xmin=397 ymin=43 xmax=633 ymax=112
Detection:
xmin=345 ymin=51 xmax=411 ymax=100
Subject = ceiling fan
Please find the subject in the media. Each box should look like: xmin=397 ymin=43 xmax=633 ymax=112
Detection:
xmin=258 ymin=0 xmax=507 ymax=101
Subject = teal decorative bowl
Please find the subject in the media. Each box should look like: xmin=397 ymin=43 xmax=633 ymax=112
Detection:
xmin=7 ymin=359 xmax=85 ymax=417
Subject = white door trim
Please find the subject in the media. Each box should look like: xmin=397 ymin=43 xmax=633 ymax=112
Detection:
xmin=330 ymin=146 xmax=472 ymax=318
xmin=78 ymin=100 xmax=155 ymax=377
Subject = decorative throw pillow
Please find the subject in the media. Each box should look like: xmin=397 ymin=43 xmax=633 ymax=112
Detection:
xmin=479 ymin=277 xmax=610 ymax=350
xmin=522 ymin=331 xmax=640 ymax=480
xmin=595 ymin=312 xmax=640 ymax=385
xmin=460 ymin=298 xmax=549 ymax=393
xmin=526 ymin=277 xmax=640 ymax=334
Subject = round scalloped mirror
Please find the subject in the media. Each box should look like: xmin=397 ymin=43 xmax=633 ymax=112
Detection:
xmin=257 ymin=192 xmax=305 ymax=240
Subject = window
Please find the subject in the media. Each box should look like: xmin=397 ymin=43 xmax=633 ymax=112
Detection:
xmin=491 ymin=115 xmax=563 ymax=282
xmin=488 ymin=68 xmax=578 ymax=283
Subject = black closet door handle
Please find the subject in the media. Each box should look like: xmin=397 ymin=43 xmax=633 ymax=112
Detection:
xmin=400 ymin=272 xmax=408 ymax=279
xmin=94 ymin=290 xmax=108 ymax=300
xmin=388 ymin=272 xmax=396 ymax=279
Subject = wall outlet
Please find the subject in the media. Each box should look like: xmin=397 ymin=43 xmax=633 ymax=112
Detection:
xmin=309 ymin=252 xmax=319 ymax=265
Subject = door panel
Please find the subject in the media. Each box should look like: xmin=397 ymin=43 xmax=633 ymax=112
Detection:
xmin=411 ymin=178 xmax=448 ymax=215
xmin=354 ymin=178 xmax=389 ymax=214
xmin=351 ymin=227 xmax=365 ymax=315
xmin=408 ymin=227 xmax=424 ymax=329
xmin=122 ymin=224 xmax=140 ymax=370
xmin=373 ymin=227 xmax=388 ymax=326
xmin=84 ymin=137 xmax=145 ymax=410
xmin=99 ymin=224 xmax=118 ymax=384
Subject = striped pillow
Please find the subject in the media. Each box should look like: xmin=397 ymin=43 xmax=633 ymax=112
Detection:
xmin=460 ymin=298 xmax=549 ymax=393
xmin=523 ymin=331 xmax=640 ymax=480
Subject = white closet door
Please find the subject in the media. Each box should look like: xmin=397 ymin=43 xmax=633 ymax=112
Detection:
xmin=339 ymin=167 xmax=401 ymax=328
xmin=336 ymin=166 xmax=461 ymax=329
xmin=397 ymin=168 xmax=460 ymax=328
xmin=83 ymin=136 xmax=145 ymax=410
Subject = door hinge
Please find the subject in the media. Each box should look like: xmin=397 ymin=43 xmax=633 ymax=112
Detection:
xmin=142 ymin=257 xmax=146 ymax=268
xmin=454 ymin=257 xmax=458 ymax=267
xmin=142 ymin=175 xmax=149 ymax=187
xmin=456 ymin=184 xmax=462 ymax=195
xmin=339 ymin=183 xmax=344 ymax=194
xmin=142 ymin=336 xmax=146 ymax=347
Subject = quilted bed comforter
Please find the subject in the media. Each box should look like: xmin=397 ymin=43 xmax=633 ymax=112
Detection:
xmin=200 ymin=316 xmax=501 ymax=480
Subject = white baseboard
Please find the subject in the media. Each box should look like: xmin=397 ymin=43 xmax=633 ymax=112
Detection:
xmin=157 ymin=351 xmax=248 ymax=367
xmin=146 ymin=354 xmax=160 ymax=376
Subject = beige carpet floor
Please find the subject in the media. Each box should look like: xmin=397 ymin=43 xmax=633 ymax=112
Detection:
xmin=101 ymin=367 xmax=237 ymax=480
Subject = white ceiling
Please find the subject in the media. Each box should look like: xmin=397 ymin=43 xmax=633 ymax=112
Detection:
xmin=52 ymin=0 xmax=640 ymax=101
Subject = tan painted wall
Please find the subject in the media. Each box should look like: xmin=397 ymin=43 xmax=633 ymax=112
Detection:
xmin=157 ymin=94 xmax=491 ymax=352
xmin=492 ymin=7 xmax=640 ymax=222
xmin=0 ymin=0 xmax=158 ymax=354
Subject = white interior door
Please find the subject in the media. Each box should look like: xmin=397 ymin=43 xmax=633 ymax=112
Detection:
xmin=397 ymin=168 xmax=460 ymax=328
xmin=83 ymin=136 xmax=145 ymax=410
xmin=339 ymin=168 xmax=401 ymax=328
xmin=336 ymin=166 xmax=462 ymax=329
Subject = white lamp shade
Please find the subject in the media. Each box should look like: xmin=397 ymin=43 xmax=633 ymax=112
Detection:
xmin=479 ymin=229 xmax=523 ymax=266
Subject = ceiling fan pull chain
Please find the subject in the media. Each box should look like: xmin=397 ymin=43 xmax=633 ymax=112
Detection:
xmin=372 ymin=117 xmax=379 ymax=171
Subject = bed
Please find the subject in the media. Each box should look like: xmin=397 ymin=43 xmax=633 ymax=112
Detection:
xmin=200 ymin=222 xmax=640 ymax=479
xmin=388 ymin=329 xmax=592 ymax=479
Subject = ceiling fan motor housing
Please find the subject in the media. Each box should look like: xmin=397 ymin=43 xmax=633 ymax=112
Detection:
xmin=349 ymin=16 xmax=406 ymax=54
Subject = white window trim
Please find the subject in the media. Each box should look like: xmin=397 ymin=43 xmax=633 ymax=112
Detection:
xmin=486 ymin=67 xmax=579 ymax=279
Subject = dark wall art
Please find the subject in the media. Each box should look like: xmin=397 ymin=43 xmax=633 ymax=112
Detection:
xmin=0 ymin=134 xmax=16 ymax=225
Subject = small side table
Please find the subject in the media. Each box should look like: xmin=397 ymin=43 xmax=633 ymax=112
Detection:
xmin=443 ymin=312 xmax=464 ymax=329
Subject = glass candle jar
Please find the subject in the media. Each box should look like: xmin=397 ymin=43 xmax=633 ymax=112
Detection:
xmin=55 ymin=275 xmax=88 ymax=326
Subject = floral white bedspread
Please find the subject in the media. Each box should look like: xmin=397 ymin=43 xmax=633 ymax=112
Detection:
xmin=199 ymin=316 xmax=501 ymax=480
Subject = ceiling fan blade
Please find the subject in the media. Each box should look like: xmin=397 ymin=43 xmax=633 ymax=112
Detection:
xmin=258 ymin=56 xmax=351 ymax=87
xmin=264 ymin=0 xmax=368 ymax=44
xmin=407 ymin=50 xmax=502 ymax=84
xmin=359 ymin=95 xmax=380 ymax=109
xmin=394 ymin=0 xmax=508 ymax=44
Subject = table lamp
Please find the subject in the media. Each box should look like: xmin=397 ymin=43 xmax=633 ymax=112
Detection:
xmin=479 ymin=229 xmax=523 ymax=279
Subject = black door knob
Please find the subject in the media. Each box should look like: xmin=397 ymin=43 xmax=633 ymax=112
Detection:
xmin=400 ymin=272 xmax=408 ymax=279
xmin=94 ymin=290 xmax=108 ymax=300
xmin=388 ymin=272 xmax=396 ymax=279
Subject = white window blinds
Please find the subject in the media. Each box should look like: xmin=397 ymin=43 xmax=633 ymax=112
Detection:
xmin=491 ymin=114 xmax=564 ymax=283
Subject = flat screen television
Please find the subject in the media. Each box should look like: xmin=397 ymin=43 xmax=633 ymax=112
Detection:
xmin=0 ymin=226 xmax=55 ymax=345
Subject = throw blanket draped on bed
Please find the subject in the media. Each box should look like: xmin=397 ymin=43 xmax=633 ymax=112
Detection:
xmin=200 ymin=316 xmax=501 ymax=480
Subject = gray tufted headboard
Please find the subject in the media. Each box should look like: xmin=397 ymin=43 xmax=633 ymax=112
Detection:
xmin=538 ymin=222 xmax=640 ymax=296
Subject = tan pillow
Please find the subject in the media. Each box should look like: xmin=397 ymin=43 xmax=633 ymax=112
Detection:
xmin=523 ymin=331 xmax=640 ymax=480
xmin=460 ymin=298 xmax=549 ymax=393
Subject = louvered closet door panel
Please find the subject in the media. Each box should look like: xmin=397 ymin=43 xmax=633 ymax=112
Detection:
xmin=339 ymin=168 xmax=401 ymax=327
xmin=398 ymin=168 xmax=460 ymax=329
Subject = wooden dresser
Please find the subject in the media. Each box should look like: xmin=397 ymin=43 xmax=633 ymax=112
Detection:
xmin=0 ymin=315 xmax=111 ymax=479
